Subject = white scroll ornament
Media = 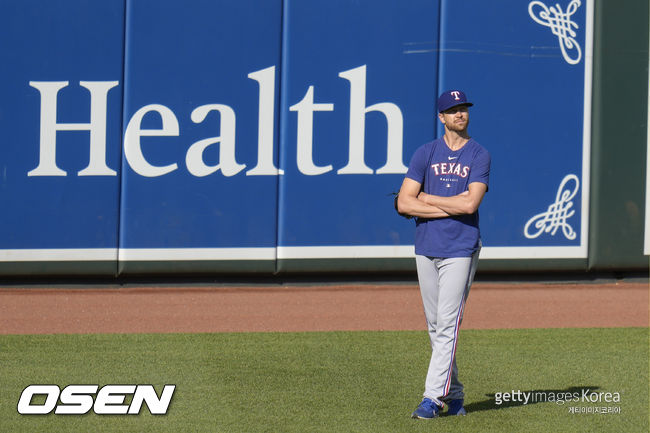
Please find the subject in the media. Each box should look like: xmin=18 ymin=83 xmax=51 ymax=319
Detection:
xmin=528 ymin=0 xmax=582 ymax=65
xmin=524 ymin=174 xmax=579 ymax=240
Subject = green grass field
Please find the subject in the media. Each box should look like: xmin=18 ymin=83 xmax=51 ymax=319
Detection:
xmin=1 ymin=327 xmax=647 ymax=433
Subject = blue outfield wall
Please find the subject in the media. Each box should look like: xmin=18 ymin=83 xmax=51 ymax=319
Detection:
xmin=118 ymin=0 xmax=282 ymax=274
xmin=0 ymin=0 xmax=124 ymax=275
xmin=0 ymin=0 xmax=644 ymax=276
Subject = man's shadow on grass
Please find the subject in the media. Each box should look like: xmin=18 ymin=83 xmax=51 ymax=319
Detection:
xmin=443 ymin=386 xmax=600 ymax=415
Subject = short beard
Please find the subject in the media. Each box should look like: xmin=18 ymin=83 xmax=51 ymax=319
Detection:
xmin=445 ymin=120 xmax=469 ymax=134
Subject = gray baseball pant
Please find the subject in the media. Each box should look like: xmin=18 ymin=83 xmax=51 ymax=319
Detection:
xmin=415 ymin=247 xmax=480 ymax=407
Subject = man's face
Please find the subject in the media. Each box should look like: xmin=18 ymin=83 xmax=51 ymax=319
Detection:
xmin=438 ymin=104 xmax=470 ymax=132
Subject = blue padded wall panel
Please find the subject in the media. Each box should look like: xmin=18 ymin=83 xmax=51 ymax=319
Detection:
xmin=277 ymin=0 xmax=440 ymax=261
xmin=119 ymin=0 xmax=282 ymax=270
xmin=438 ymin=0 xmax=592 ymax=257
xmin=0 ymin=0 xmax=124 ymax=269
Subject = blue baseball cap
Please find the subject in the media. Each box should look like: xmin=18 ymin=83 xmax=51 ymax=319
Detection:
xmin=437 ymin=90 xmax=473 ymax=113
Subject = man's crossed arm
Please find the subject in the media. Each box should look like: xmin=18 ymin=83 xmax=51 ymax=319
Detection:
xmin=397 ymin=178 xmax=487 ymax=219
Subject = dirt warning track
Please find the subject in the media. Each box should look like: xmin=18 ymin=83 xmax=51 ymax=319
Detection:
xmin=0 ymin=280 xmax=647 ymax=335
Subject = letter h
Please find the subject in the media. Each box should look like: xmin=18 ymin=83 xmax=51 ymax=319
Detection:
xmin=338 ymin=65 xmax=406 ymax=174
xmin=28 ymin=81 xmax=119 ymax=176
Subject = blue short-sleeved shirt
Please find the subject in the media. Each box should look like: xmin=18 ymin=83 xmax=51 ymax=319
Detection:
xmin=405 ymin=137 xmax=490 ymax=258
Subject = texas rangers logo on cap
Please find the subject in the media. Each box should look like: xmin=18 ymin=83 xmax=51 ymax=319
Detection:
xmin=437 ymin=90 xmax=473 ymax=113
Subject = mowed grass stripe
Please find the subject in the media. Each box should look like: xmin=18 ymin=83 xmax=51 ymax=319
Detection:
xmin=1 ymin=328 xmax=647 ymax=433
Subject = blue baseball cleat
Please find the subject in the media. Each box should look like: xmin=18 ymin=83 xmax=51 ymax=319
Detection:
xmin=411 ymin=398 xmax=441 ymax=419
xmin=446 ymin=398 xmax=467 ymax=415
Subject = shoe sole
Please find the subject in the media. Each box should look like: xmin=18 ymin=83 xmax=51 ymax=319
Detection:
xmin=411 ymin=413 xmax=439 ymax=419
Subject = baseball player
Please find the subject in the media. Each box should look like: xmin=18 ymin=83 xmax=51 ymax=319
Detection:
xmin=397 ymin=89 xmax=490 ymax=419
